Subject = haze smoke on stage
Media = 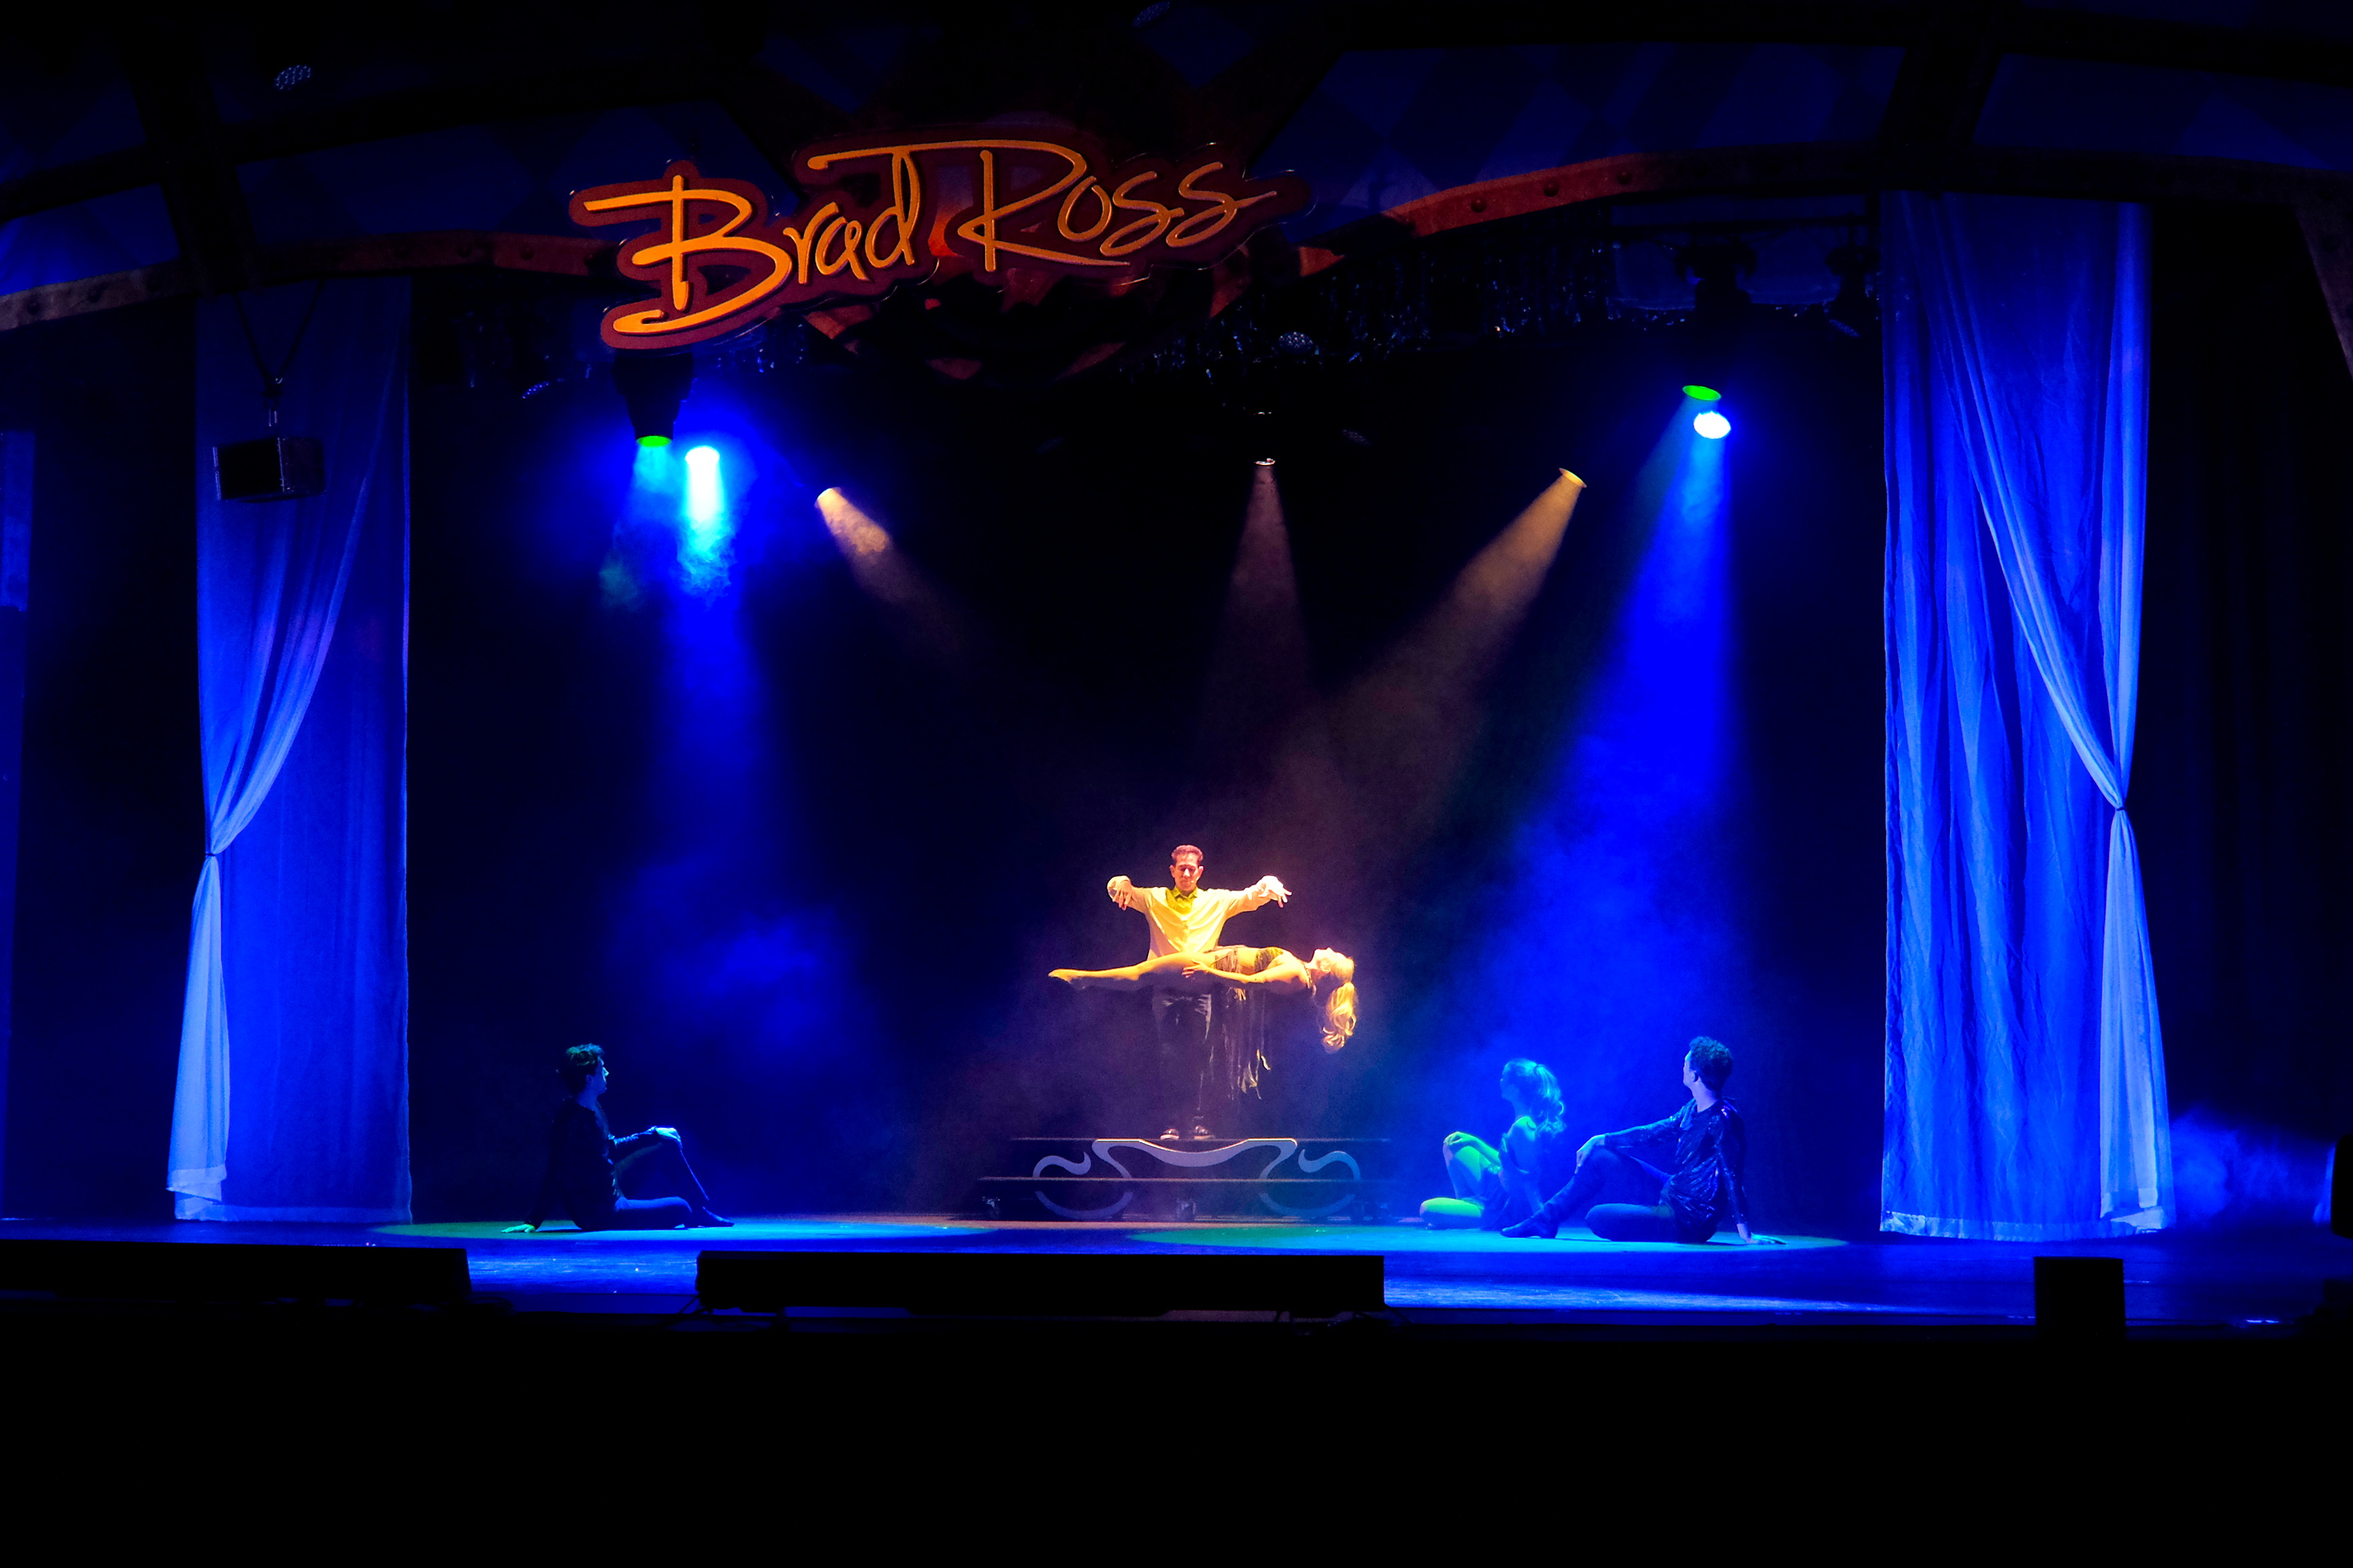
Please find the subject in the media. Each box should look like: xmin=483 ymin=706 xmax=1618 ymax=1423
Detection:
xmin=1403 ymin=404 xmax=1740 ymax=1143
xmin=816 ymin=487 xmax=980 ymax=673
xmin=595 ymin=467 xmax=901 ymax=1208
xmin=1193 ymin=464 xmax=1329 ymax=802
xmin=2169 ymin=1108 xmax=2334 ymax=1227
xmin=1332 ymin=468 xmax=1587 ymax=859
xmin=606 ymin=436 xmax=739 ymax=602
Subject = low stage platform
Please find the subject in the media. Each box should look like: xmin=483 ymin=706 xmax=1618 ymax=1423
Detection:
xmin=2 ymin=1215 xmax=2343 ymax=1333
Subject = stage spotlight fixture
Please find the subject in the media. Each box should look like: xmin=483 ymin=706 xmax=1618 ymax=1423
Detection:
xmin=1680 ymin=241 xmax=1755 ymax=320
xmin=1254 ymin=457 xmax=1277 ymax=467
xmin=612 ymin=351 xmax=696 ymax=447
xmin=1275 ymin=330 xmax=1318 ymax=358
xmin=1133 ymin=2 xmax=1171 ymax=27
xmin=1693 ymin=411 xmax=1730 ymax=439
xmin=1825 ymin=238 xmax=1880 ymax=337
xmin=1683 ymin=385 xmax=1722 ymax=402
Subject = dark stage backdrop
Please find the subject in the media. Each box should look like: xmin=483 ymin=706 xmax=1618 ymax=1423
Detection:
xmin=0 ymin=300 xmax=200 ymax=1220
xmin=2137 ymin=203 xmax=2353 ymax=1207
xmin=407 ymin=279 xmax=1889 ymax=1229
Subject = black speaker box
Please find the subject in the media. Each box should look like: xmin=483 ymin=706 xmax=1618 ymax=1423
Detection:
xmin=214 ymin=435 xmax=325 ymax=502
xmin=2034 ymin=1254 xmax=2125 ymax=1341
xmin=0 ymin=1239 xmax=470 ymax=1305
xmin=696 ymin=1250 xmax=1384 ymax=1319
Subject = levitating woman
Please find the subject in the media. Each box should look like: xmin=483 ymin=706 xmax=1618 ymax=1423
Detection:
xmin=1052 ymin=947 xmax=1358 ymax=1135
xmin=505 ymin=1043 xmax=732 ymax=1233
xmin=1420 ymin=1057 xmax=1574 ymax=1231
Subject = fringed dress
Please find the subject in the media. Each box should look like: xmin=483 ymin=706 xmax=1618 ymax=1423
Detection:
xmin=1202 ymin=944 xmax=1283 ymax=1109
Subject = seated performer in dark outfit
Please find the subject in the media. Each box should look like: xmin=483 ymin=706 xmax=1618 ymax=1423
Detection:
xmin=1501 ymin=1037 xmax=1762 ymax=1244
xmin=504 ymin=1044 xmax=731 ymax=1232
xmin=1421 ymin=1057 xmax=1575 ymax=1230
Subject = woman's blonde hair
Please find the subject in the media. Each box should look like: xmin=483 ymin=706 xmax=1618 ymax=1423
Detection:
xmin=1499 ymin=1057 xmax=1565 ymax=1135
xmin=1316 ymin=951 xmax=1358 ymax=1052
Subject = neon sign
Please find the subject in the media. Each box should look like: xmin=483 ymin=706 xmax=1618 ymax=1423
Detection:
xmin=569 ymin=129 xmax=1310 ymax=350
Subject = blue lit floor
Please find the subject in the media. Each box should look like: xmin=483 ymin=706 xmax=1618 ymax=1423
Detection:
xmin=2 ymin=1215 xmax=2341 ymax=1327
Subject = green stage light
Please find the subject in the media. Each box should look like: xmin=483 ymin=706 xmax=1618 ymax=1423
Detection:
xmin=612 ymin=352 xmax=695 ymax=446
xmin=1682 ymin=385 xmax=1722 ymax=402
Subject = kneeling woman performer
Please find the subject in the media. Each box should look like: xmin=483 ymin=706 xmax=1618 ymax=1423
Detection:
xmin=505 ymin=1044 xmax=732 ymax=1233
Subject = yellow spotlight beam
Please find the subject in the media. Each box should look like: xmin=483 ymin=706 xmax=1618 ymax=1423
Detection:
xmin=1333 ymin=468 xmax=1587 ymax=845
xmin=815 ymin=487 xmax=979 ymax=671
xmin=1195 ymin=462 xmax=1319 ymax=773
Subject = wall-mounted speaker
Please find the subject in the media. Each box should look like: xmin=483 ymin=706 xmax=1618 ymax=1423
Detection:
xmin=214 ymin=436 xmax=325 ymax=502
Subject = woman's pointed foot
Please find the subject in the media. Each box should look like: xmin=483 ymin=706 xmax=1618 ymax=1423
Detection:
xmin=694 ymin=1210 xmax=734 ymax=1228
xmin=1049 ymin=970 xmax=1079 ymax=985
xmin=1499 ymin=1212 xmax=1559 ymax=1239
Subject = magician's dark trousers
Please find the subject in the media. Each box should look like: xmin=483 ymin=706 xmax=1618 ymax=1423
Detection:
xmin=1151 ymin=989 xmax=1212 ymax=1133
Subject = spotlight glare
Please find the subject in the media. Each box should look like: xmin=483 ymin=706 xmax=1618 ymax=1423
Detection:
xmin=1682 ymin=385 xmax=1722 ymax=402
xmin=817 ymin=488 xmax=893 ymax=558
xmin=1693 ymin=411 xmax=1731 ymax=439
xmin=683 ymin=446 xmax=724 ymax=527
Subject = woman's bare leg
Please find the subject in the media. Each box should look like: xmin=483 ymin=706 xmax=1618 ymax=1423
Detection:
xmin=1049 ymin=953 xmax=1198 ymax=990
xmin=1446 ymin=1140 xmax=1500 ymax=1198
xmin=1424 ymin=1137 xmax=1499 ymax=1228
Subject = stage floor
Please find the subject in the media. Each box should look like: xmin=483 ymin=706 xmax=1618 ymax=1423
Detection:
xmin=3 ymin=1215 xmax=2343 ymax=1329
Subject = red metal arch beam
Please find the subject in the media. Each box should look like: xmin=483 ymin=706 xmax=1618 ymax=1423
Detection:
xmin=0 ymin=231 xmax=615 ymax=334
xmin=1297 ymin=141 xmax=2353 ymax=273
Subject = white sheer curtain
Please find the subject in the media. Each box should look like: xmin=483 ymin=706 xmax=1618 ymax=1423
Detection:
xmin=167 ymin=279 xmax=405 ymax=1217
xmin=1885 ymin=192 xmax=2173 ymax=1236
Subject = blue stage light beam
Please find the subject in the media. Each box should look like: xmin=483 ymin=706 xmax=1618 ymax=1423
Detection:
xmin=1329 ymin=469 xmax=1588 ymax=853
xmin=1406 ymin=395 xmax=1740 ymax=1143
xmin=633 ymin=439 xmax=672 ymax=490
xmin=678 ymin=444 xmax=733 ymax=596
xmin=684 ymin=445 xmax=723 ymax=522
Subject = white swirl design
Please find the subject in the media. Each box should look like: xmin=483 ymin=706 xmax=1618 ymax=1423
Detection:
xmin=1297 ymin=1148 xmax=1362 ymax=1180
xmin=1091 ymin=1137 xmax=1297 ymax=1170
xmin=1035 ymin=1188 xmax=1137 ymax=1221
xmin=1024 ymin=1137 xmax=1361 ymax=1221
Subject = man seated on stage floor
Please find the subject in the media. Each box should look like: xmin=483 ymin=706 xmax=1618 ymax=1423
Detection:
xmin=504 ymin=1043 xmax=732 ymax=1233
xmin=1501 ymin=1036 xmax=1773 ymax=1245
xmin=1104 ymin=844 xmax=1289 ymax=1141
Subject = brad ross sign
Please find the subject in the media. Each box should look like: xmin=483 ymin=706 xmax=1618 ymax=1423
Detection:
xmin=569 ymin=129 xmax=1311 ymax=351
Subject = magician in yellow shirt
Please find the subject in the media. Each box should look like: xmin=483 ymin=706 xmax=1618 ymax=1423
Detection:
xmin=1107 ymin=847 xmax=1289 ymax=959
